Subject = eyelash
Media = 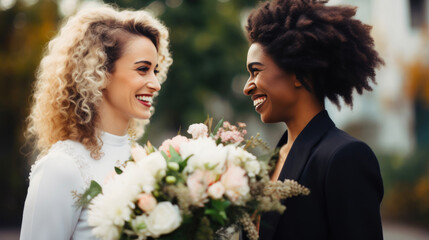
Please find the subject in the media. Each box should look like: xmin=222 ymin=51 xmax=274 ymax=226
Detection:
xmin=250 ymin=68 xmax=261 ymax=76
xmin=137 ymin=66 xmax=150 ymax=72
xmin=137 ymin=66 xmax=159 ymax=75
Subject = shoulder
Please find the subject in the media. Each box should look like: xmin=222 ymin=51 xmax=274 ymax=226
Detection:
xmin=317 ymin=128 xmax=381 ymax=183
xmin=317 ymin=127 xmax=376 ymax=159
xmin=29 ymin=140 xmax=87 ymax=184
xmin=310 ymin=127 xmax=380 ymax=179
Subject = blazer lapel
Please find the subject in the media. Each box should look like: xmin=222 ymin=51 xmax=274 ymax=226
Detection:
xmin=278 ymin=110 xmax=335 ymax=181
xmin=259 ymin=110 xmax=335 ymax=240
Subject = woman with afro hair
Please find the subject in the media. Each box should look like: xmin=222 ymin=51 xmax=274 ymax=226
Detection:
xmin=243 ymin=0 xmax=384 ymax=239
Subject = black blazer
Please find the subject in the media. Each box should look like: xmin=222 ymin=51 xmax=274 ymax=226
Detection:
xmin=258 ymin=110 xmax=384 ymax=240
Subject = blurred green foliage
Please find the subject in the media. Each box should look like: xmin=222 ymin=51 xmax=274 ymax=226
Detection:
xmin=379 ymin=149 xmax=429 ymax=228
xmin=0 ymin=0 xmax=59 ymax=226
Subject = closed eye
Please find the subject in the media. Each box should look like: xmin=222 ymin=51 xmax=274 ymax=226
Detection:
xmin=247 ymin=62 xmax=263 ymax=76
xmin=249 ymin=67 xmax=261 ymax=76
xmin=137 ymin=66 xmax=150 ymax=72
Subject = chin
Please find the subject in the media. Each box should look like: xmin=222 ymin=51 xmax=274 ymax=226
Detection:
xmin=134 ymin=111 xmax=151 ymax=120
xmin=260 ymin=115 xmax=275 ymax=123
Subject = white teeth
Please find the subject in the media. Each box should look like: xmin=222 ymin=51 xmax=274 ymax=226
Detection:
xmin=136 ymin=95 xmax=153 ymax=104
xmin=253 ymin=97 xmax=266 ymax=107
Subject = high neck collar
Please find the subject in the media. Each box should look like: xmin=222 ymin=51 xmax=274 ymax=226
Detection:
xmin=100 ymin=131 xmax=129 ymax=146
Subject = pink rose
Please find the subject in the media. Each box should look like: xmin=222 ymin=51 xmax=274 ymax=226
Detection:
xmin=187 ymin=123 xmax=208 ymax=139
xmin=137 ymin=193 xmax=157 ymax=213
xmin=159 ymin=135 xmax=189 ymax=157
xmin=186 ymin=170 xmax=216 ymax=206
xmin=220 ymin=165 xmax=249 ymax=202
xmin=131 ymin=144 xmax=147 ymax=162
xmin=207 ymin=182 xmax=225 ymax=199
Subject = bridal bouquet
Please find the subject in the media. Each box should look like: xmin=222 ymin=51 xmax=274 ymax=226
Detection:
xmin=80 ymin=119 xmax=310 ymax=240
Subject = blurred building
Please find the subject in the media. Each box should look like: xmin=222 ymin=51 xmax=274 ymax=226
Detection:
xmin=326 ymin=0 xmax=429 ymax=156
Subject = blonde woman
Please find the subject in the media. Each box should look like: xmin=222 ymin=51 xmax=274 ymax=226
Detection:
xmin=20 ymin=5 xmax=171 ymax=239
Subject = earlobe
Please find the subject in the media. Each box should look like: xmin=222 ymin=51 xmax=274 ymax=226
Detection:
xmin=294 ymin=79 xmax=303 ymax=88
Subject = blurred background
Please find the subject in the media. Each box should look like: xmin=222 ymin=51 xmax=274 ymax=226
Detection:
xmin=0 ymin=0 xmax=428 ymax=239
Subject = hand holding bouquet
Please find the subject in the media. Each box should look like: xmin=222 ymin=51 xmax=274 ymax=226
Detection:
xmin=81 ymin=119 xmax=310 ymax=240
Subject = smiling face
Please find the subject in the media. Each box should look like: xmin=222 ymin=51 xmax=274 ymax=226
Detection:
xmin=101 ymin=35 xmax=160 ymax=127
xmin=243 ymin=43 xmax=301 ymax=123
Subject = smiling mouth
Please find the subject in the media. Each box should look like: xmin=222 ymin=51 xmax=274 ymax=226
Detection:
xmin=136 ymin=95 xmax=153 ymax=107
xmin=253 ymin=96 xmax=267 ymax=107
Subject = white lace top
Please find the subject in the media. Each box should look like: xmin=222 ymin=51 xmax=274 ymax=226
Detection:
xmin=20 ymin=132 xmax=131 ymax=240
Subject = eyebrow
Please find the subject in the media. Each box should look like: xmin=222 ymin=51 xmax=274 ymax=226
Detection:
xmin=134 ymin=60 xmax=152 ymax=65
xmin=247 ymin=62 xmax=263 ymax=70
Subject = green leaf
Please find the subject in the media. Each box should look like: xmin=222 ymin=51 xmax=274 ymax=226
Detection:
xmin=75 ymin=180 xmax=102 ymax=207
xmin=211 ymin=199 xmax=231 ymax=211
xmin=88 ymin=180 xmax=102 ymax=198
xmin=212 ymin=118 xmax=224 ymax=135
xmin=115 ymin=167 xmax=123 ymax=175
xmin=179 ymin=154 xmax=192 ymax=172
xmin=204 ymin=209 xmax=226 ymax=225
xmin=161 ymin=150 xmax=169 ymax=161
xmin=169 ymin=145 xmax=183 ymax=163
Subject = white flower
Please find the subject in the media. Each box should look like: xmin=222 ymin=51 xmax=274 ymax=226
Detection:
xmin=131 ymin=215 xmax=150 ymax=237
xmin=136 ymin=151 xmax=167 ymax=179
xmin=180 ymin=138 xmax=227 ymax=174
xmin=207 ymin=182 xmax=225 ymax=199
xmin=245 ymin=160 xmax=261 ymax=177
xmin=146 ymin=202 xmax=182 ymax=237
xmin=187 ymin=123 xmax=208 ymax=139
xmin=225 ymin=145 xmax=257 ymax=166
xmin=88 ymin=192 xmax=130 ymax=240
xmin=88 ymin=162 xmax=157 ymax=240
xmin=121 ymin=162 xmax=156 ymax=193
xmin=131 ymin=144 xmax=147 ymax=161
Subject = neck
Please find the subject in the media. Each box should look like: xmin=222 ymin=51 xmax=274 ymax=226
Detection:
xmin=98 ymin=100 xmax=129 ymax=136
xmin=285 ymin=102 xmax=324 ymax=145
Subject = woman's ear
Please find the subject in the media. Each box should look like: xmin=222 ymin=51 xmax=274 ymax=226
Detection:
xmin=294 ymin=76 xmax=303 ymax=88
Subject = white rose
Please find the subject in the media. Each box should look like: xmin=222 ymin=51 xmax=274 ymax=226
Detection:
xmin=137 ymin=151 xmax=167 ymax=179
xmin=225 ymin=145 xmax=256 ymax=165
xmin=245 ymin=160 xmax=261 ymax=177
xmin=146 ymin=202 xmax=182 ymax=237
xmin=131 ymin=144 xmax=147 ymax=162
xmin=208 ymin=182 xmax=225 ymax=199
xmin=180 ymin=138 xmax=227 ymax=174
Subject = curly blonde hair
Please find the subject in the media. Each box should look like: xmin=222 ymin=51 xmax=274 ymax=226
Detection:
xmin=26 ymin=4 xmax=172 ymax=159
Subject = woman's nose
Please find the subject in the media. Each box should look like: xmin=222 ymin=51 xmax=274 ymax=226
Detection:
xmin=147 ymin=74 xmax=161 ymax=92
xmin=243 ymin=77 xmax=255 ymax=96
